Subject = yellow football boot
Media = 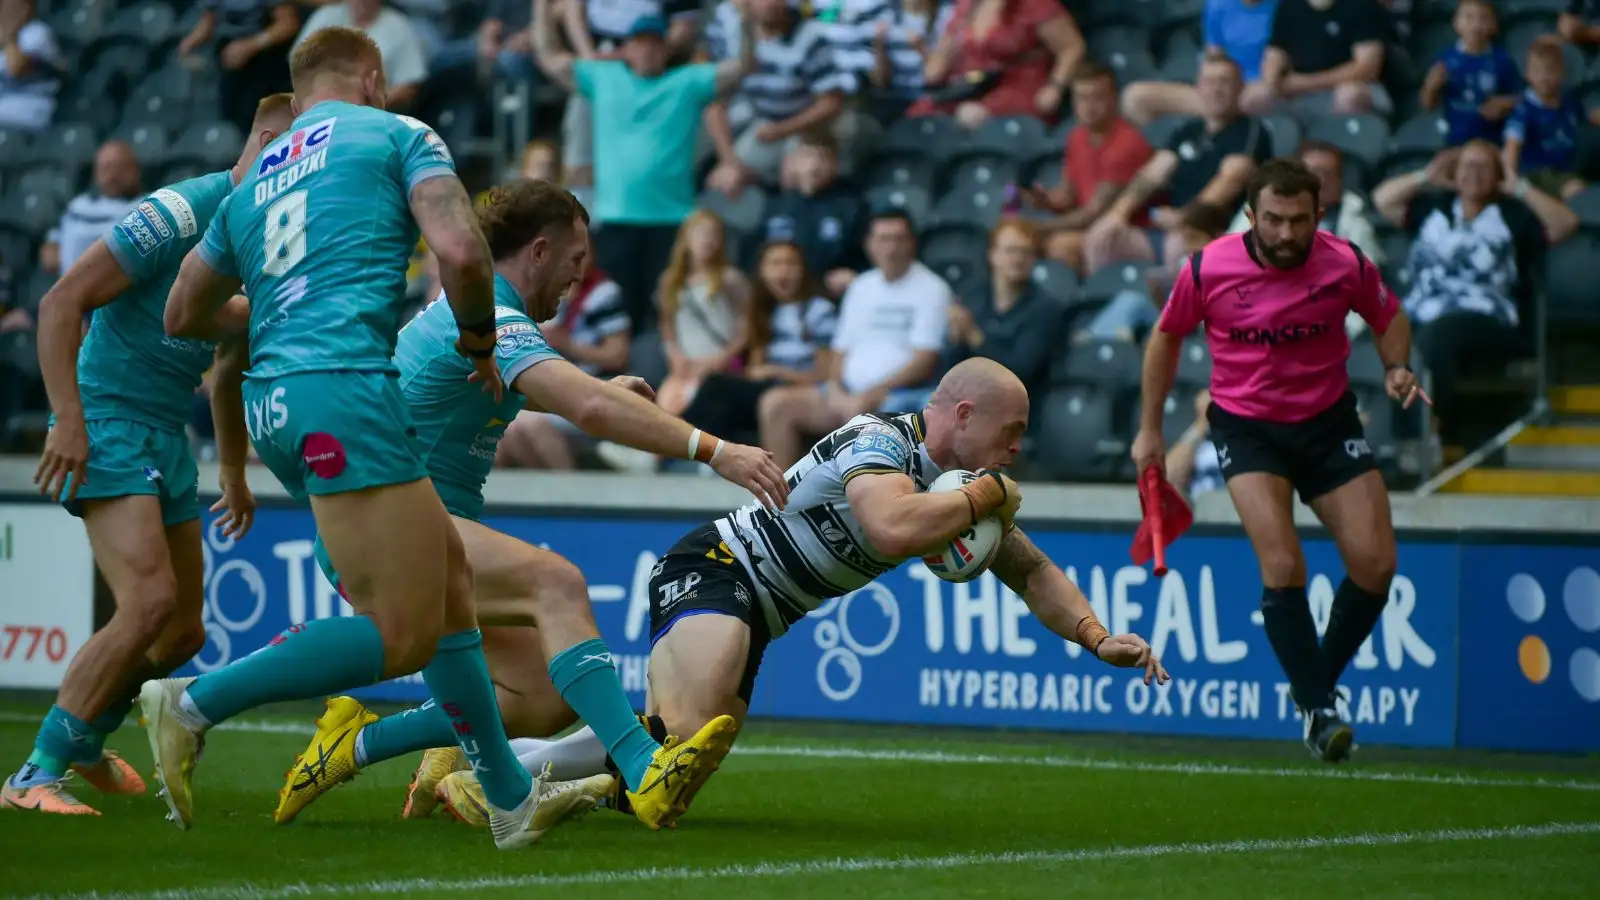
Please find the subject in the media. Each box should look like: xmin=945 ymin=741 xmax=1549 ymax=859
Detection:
xmin=625 ymin=714 xmax=738 ymax=831
xmin=272 ymin=696 xmax=377 ymax=824
xmin=402 ymin=746 xmax=466 ymax=819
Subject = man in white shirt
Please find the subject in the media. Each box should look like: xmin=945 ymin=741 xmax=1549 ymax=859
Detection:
xmin=295 ymin=0 xmax=428 ymax=111
xmin=758 ymin=210 xmax=951 ymax=467
xmin=39 ymin=141 xmax=142 ymax=278
xmin=0 ymin=1 xmax=63 ymax=132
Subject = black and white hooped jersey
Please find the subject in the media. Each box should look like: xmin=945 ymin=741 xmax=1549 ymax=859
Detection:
xmin=713 ymin=412 xmax=942 ymax=637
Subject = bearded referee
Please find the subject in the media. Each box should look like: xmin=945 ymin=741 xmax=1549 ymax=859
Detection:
xmin=1132 ymin=157 xmax=1430 ymax=762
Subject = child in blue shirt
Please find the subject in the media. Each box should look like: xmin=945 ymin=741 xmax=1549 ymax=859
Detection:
xmin=1420 ymin=0 xmax=1521 ymax=146
xmin=1503 ymin=37 xmax=1597 ymax=199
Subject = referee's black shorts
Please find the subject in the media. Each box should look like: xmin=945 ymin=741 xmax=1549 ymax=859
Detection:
xmin=1205 ymin=391 xmax=1377 ymax=505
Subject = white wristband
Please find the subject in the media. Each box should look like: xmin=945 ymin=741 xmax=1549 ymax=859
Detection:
xmin=687 ymin=428 xmax=702 ymax=462
xmin=711 ymin=439 xmax=725 ymax=462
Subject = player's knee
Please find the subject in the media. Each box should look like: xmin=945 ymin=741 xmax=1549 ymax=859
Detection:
xmin=1350 ymin=543 xmax=1396 ymax=594
xmin=113 ymin=575 xmax=183 ymax=645
xmin=529 ymin=555 xmax=590 ymax=620
xmin=150 ymin=620 xmax=208 ymax=672
xmin=384 ymin=629 xmax=442 ymax=676
xmin=1257 ymin=549 xmax=1305 ymax=589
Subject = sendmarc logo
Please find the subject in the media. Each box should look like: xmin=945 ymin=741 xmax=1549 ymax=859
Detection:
xmin=1506 ymin=567 xmax=1600 ymax=702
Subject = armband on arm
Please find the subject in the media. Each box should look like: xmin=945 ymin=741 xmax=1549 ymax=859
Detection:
xmin=688 ymin=428 xmax=726 ymax=464
xmin=1076 ymin=615 xmax=1110 ymax=658
xmin=456 ymin=315 xmax=497 ymax=358
xmin=956 ymin=470 xmax=1009 ymax=526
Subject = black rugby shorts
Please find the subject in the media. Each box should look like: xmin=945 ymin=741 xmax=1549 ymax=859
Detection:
xmin=1204 ymin=391 xmax=1377 ymax=504
xmin=648 ymin=524 xmax=772 ymax=704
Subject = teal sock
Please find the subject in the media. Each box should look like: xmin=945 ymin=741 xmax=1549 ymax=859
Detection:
xmin=422 ymin=630 xmax=531 ymax=810
xmin=355 ymin=700 xmax=455 ymax=768
xmin=186 ymin=616 xmax=387 ymax=725
xmin=547 ymin=638 xmax=659 ymax=790
xmin=19 ymin=705 xmax=96 ymax=784
xmin=82 ymin=694 xmax=138 ymax=759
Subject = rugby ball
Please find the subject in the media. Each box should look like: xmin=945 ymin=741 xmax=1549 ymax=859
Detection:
xmin=920 ymin=469 xmax=1005 ymax=583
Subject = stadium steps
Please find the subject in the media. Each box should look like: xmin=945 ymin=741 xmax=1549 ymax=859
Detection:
xmin=1441 ymin=385 xmax=1600 ymax=496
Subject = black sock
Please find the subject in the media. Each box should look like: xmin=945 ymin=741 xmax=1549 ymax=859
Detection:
xmin=1261 ymin=586 xmax=1334 ymax=711
xmin=601 ymin=714 xmax=665 ymax=815
xmin=1321 ymin=577 xmax=1389 ymax=694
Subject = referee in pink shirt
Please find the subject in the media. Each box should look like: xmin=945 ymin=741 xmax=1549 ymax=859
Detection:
xmin=1132 ymin=158 xmax=1430 ymax=762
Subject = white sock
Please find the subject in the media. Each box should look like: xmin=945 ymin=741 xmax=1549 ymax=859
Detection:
xmin=176 ymin=690 xmax=211 ymax=731
xmin=512 ymin=727 xmax=610 ymax=781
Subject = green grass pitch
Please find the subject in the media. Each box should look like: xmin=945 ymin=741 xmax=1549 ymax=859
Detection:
xmin=1 ymin=696 xmax=1597 ymax=899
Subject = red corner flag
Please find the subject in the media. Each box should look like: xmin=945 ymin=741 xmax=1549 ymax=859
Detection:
xmin=1131 ymin=465 xmax=1193 ymax=576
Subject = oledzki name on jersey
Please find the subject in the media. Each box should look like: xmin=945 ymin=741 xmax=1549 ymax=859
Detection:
xmin=254 ymin=119 xmax=335 ymax=207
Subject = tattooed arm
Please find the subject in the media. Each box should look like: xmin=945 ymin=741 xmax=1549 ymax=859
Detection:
xmin=407 ymin=174 xmax=496 ymax=332
xmin=990 ymin=529 xmax=1170 ymax=682
xmin=1103 ymin=150 xmax=1180 ymax=224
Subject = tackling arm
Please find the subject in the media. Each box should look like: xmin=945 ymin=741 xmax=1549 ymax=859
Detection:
xmin=513 ymin=357 xmax=724 ymax=463
xmin=164 ymin=247 xmax=245 ymax=338
xmin=210 ymin=333 xmax=252 ymax=470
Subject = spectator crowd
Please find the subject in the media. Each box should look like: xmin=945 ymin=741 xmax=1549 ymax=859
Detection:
xmin=3 ymin=0 xmax=1600 ymax=491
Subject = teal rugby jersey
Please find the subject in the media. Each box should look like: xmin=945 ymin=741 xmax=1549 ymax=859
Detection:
xmin=80 ymin=171 xmax=235 ymax=431
xmin=397 ymin=273 xmax=561 ymax=518
xmin=197 ymin=101 xmax=457 ymax=379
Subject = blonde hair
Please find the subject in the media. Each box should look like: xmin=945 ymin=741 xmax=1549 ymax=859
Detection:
xmin=289 ymin=26 xmax=384 ymax=93
xmin=658 ymin=209 xmax=728 ymax=321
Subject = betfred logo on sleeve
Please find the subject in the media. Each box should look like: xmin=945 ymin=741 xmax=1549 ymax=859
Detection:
xmin=257 ymin=119 xmax=338 ymax=177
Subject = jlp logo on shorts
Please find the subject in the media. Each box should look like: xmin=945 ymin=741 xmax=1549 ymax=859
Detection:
xmin=656 ymin=572 xmax=702 ymax=614
xmin=1345 ymin=438 xmax=1372 ymax=459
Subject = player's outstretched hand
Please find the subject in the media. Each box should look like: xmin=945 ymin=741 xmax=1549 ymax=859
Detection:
xmin=210 ymin=467 xmax=256 ymax=540
xmin=35 ymin=416 xmax=88 ymax=503
xmin=710 ymin=442 xmax=790 ymax=511
xmin=1096 ymin=634 xmax=1170 ymax=686
xmin=610 ymin=375 xmax=656 ymax=402
xmin=1385 ymin=365 xmax=1432 ymax=410
xmin=457 ymin=334 xmax=505 ymax=404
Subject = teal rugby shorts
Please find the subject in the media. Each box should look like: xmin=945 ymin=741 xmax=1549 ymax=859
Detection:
xmin=242 ymin=371 xmax=427 ymax=500
xmin=59 ymin=419 xmax=200 ymax=526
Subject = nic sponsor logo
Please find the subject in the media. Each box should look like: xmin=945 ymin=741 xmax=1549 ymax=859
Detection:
xmin=257 ymin=119 xmax=337 ymax=177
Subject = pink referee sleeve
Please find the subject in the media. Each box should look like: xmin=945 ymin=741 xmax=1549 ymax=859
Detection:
xmin=1350 ymin=249 xmax=1399 ymax=335
xmin=1157 ymin=255 xmax=1205 ymax=335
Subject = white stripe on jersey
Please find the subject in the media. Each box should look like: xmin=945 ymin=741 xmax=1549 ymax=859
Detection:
xmin=713 ymin=412 xmax=941 ymax=638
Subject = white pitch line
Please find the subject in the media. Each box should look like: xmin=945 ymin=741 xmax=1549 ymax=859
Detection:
xmin=23 ymin=821 xmax=1600 ymax=900
xmin=2 ymin=711 xmax=1596 ymax=793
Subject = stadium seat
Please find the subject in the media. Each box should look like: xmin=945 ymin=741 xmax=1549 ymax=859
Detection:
xmin=1391 ymin=112 xmax=1448 ymax=157
xmin=1030 ymin=259 xmax=1079 ymax=304
xmin=135 ymin=62 xmax=199 ymax=105
xmin=1375 ymin=226 xmax=1413 ymax=275
xmin=864 ymin=184 xmax=932 ymax=227
xmin=0 ymin=229 xmax=35 ymax=271
xmin=103 ymin=2 xmax=179 ymax=44
xmin=1052 ymin=336 xmax=1142 ymax=390
xmin=1158 ymin=30 xmax=1201 ymax=83
xmin=627 ymin=330 xmax=669 ymax=389
xmin=941 ymin=153 xmax=1018 ymax=196
xmin=81 ymin=43 xmax=152 ymax=106
xmin=1160 ymin=0 xmax=1207 ymax=27
xmin=1567 ymin=185 xmax=1600 ymax=230
xmin=1086 ymin=27 xmax=1160 ymax=84
xmin=1545 ymin=233 xmax=1600 ymax=326
xmin=927 ymin=255 xmax=986 ymax=291
xmin=1025 ymin=151 xmax=1062 ymax=187
xmin=965 ymin=115 xmax=1050 ymax=160
xmin=697 ymin=185 xmax=765 ymax=234
xmin=120 ymin=91 xmax=193 ymax=137
xmin=111 ymin=122 xmax=171 ymax=168
xmin=48 ymin=5 xmax=108 ymax=49
xmin=880 ymin=115 xmax=965 ymax=163
xmin=1174 ymin=336 xmax=1211 ymax=389
xmin=929 ymin=183 xmax=1004 ymax=230
xmin=861 ymin=153 xmax=937 ymax=194
xmin=1030 ymin=385 xmax=1123 ymax=481
xmin=55 ymin=88 xmax=120 ymax=138
xmin=167 ymin=120 xmax=243 ymax=170
xmin=0 ymin=190 xmax=64 ymax=236
xmin=22 ymin=123 xmax=98 ymax=173
xmin=160 ymin=162 xmax=208 ymax=186
xmin=0 ymin=128 xmax=31 ymax=166
xmin=1260 ymin=115 xmax=1303 ymax=159
xmin=1080 ymin=261 xmax=1150 ymax=303
xmin=1408 ymin=22 xmax=1457 ymax=71
xmin=1160 ymin=387 xmax=1201 ymax=446
xmin=16 ymin=166 xmax=71 ymax=204
xmin=1347 ymin=336 xmax=1388 ymax=391
xmin=1305 ymin=114 xmax=1391 ymax=174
